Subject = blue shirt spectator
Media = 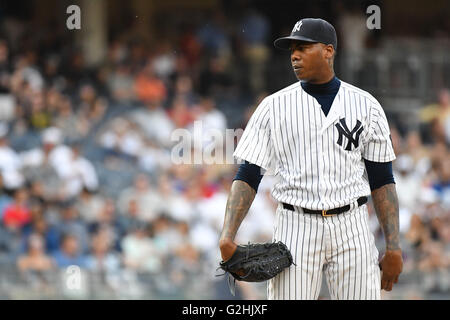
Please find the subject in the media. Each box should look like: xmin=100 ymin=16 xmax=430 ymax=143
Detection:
xmin=52 ymin=234 xmax=87 ymax=268
xmin=21 ymin=217 xmax=60 ymax=254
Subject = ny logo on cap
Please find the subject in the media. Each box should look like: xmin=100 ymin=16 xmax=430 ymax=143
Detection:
xmin=335 ymin=119 xmax=364 ymax=151
xmin=292 ymin=21 xmax=303 ymax=33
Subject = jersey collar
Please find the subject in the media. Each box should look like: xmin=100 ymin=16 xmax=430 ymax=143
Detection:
xmin=319 ymin=84 xmax=344 ymax=134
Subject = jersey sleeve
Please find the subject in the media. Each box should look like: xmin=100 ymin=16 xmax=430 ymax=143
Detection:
xmin=362 ymin=101 xmax=396 ymax=163
xmin=233 ymin=97 xmax=276 ymax=171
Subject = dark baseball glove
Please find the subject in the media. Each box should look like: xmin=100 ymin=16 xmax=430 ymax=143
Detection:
xmin=219 ymin=241 xmax=294 ymax=284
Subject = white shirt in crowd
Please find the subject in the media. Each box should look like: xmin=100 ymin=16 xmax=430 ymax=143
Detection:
xmin=57 ymin=154 xmax=99 ymax=198
xmin=0 ymin=143 xmax=23 ymax=189
xmin=130 ymin=108 xmax=175 ymax=148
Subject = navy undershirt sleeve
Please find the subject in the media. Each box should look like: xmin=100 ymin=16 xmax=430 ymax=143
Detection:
xmin=233 ymin=161 xmax=264 ymax=192
xmin=364 ymin=159 xmax=395 ymax=191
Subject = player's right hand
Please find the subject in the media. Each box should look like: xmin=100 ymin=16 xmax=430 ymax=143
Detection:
xmin=379 ymin=249 xmax=403 ymax=291
xmin=219 ymin=238 xmax=238 ymax=262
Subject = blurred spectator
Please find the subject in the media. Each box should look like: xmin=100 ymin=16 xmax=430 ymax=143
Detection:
xmin=28 ymin=181 xmax=49 ymax=208
xmin=80 ymin=96 xmax=107 ymax=126
xmin=0 ymin=174 xmax=12 ymax=220
xmin=21 ymin=127 xmax=72 ymax=179
xmin=117 ymin=198 xmax=142 ymax=235
xmin=129 ymin=100 xmax=175 ymax=148
xmin=86 ymin=229 xmax=121 ymax=273
xmin=16 ymin=233 xmax=55 ymax=290
xmin=197 ymin=172 xmax=231 ymax=230
xmin=75 ymin=188 xmax=105 ymax=224
xmin=167 ymin=172 xmax=202 ymax=223
xmin=188 ymin=96 xmax=227 ymax=152
xmin=169 ymin=221 xmax=202 ymax=292
xmin=151 ymin=41 xmax=177 ymax=81
xmin=107 ymin=40 xmax=129 ymax=66
xmin=419 ymin=89 xmax=450 ymax=144
xmin=193 ymin=96 xmax=227 ymax=132
xmin=171 ymin=220 xmax=192 ymax=253
xmin=45 ymin=86 xmax=63 ymax=117
xmin=137 ymin=139 xmax=172 ymax=173
xmin=0 ymin=221 xmax=23 ymax=264
xmin=179 ymin=25 xmax=202 ymax=67
xmin=117 ymin=174 xmax=162 ymax=223
xmin=405 ymin=214 xmax=431 ymax=260
xmin=170 ymin=163 xmax=196 ymax=194
xmin=389 ymin=125 xmax=403 ymax=156
xmin=0 ymin=123 xmax=24 ymax=189
xmin=418 ymin=241 xmax=449 ymax=292
xmin=52 ymin=234 xmax=88 ymax=268
xmin=27 ymin=90 xmax=52 ymax=130
xmin=2 ymin=188 xmax=31 ymax=230
xmin=429 ymin=216 xmax=447 ymax=243
xmin=17 ymin=55 xmax=44 ymax=92
xmin=17 ymin=233 xmax=55 ymax=273
xmin=134 ymin=60 xmax=167 ymax=105
xmin=121 ymin=222 xmax=162 ymax=273
xmin=172 ymin=75 xmax=197 ymax=106
xmin=427 ymin=142 xmax=448 ymax=189
xmin=197 ymin=55 xmax=233 ymax=97
xmin=154 ymin=174 xmax=177 ymax=210
xmin=0 ymin=188 xmax=25 ymax=264
xmin=78 ymin=83 xmax=98 ymax=110
xmin=239 ymin=9 xmax=270 ymax=94
xmin=0 ymin=40 xmax=14 ymax=121
xmin=107 ymin=62 xmax=135 ymax=103
xmin=196 ymin=10 xmax=231 ymax=58
xmin=99 ymin=117 xmax=144 ymax=160
xmin=152 ymin=214 xmax=187 ymax=258
xmin=52 ymin=95 xmax=89 ymax=142
xmin=336 ymin=1 xmax=369 ymax=70
xmin=431 ymin=156 xmax=450 ymax=209
xmin=54 ymin=202 xmax=90 ymax=254
xmin=22 ymin=216 xmax=60 ymax=254
xmin=88 ymin=198 xmax=124 ymax=252
xmin=20 ymin=130 xmax=66 ymax=203
xmin=42 ymin=55 xmax=63 ymax=87
xmin=57 ymin=144 xmax=99 ymax=199
xmin=403 ymin=131 xmax=430 ymax=177
xmin=168 ymin=97 xmax=195 ymax=129
xmin=0 ymin=39 xmax=10 ymax=79
xmin=64 ymin=51 xmax=86 ymax=90
xmin=393 ymin=154 xmax=423 ymax=232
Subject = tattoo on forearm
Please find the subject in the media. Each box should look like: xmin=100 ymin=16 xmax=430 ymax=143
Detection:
xmin=371 ymin=183 xmax=400 ymax=250
xmin=220 ymin=180 xmax=256 ymax=241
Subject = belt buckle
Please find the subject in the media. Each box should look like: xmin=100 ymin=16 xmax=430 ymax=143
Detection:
xmin=322 ymin=209 xmax=333 ymax=217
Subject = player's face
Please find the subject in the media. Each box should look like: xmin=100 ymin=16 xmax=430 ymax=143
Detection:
xmin=290 ymin=41 xmax=332 ymax=83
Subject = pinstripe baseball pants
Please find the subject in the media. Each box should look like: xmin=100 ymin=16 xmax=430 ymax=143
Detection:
xmin=267 ymin=203 xmax=381 ymax=300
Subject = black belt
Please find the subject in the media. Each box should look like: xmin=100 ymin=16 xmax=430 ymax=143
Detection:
xmin=282 ymin=196 xmax=368 ymax=217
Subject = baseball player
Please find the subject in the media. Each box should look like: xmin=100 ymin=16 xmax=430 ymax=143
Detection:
xmin=219 ymin=18 xmax=403 ymax=300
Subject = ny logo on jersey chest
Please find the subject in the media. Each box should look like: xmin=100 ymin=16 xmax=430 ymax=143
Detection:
xmin=335 ymin=118 xmax=364 ymax=151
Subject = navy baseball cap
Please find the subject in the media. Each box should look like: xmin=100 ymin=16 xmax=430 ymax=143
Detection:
xmin=274 ymin=18 xmax=337 ymax=51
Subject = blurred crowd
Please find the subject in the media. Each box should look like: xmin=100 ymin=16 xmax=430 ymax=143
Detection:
xmin=0 ymin=4 xmax=448 ymax=300
xmin=384 ymin=89 xmax=450 ymax=297
xmin=0 ymin=8 xmax=277 ymax=299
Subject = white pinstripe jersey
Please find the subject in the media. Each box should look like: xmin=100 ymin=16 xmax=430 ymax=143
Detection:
xmin=234 ymin=80 xmax=396 ymax=210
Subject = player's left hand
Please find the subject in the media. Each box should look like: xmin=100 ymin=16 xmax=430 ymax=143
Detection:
xmin=379 ymin=249 xmax=403 ymax=291
xmin=219 ymin=238 xmax=238 ymax=262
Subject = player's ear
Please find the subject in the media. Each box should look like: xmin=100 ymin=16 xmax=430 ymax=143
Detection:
xmin=323 ymin=44 xmax=334 ymax=60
